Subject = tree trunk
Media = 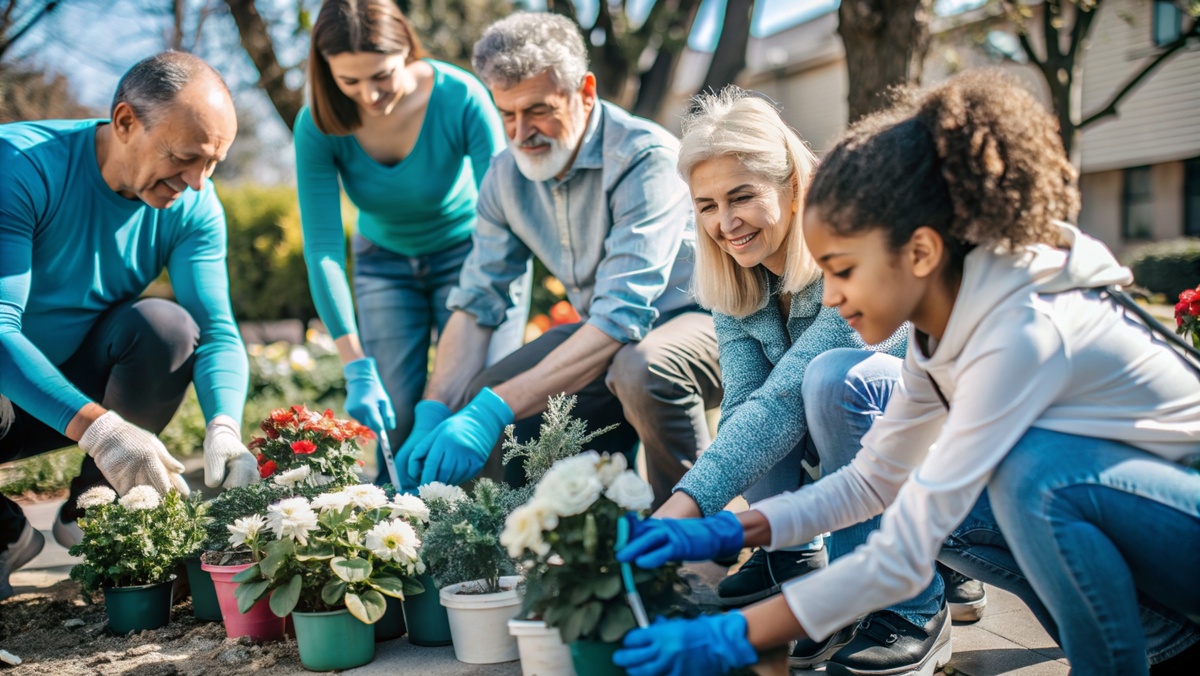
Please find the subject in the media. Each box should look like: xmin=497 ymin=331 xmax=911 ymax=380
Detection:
xmin=697 ymin=0 xmax=754 ymax=96
xmin=222 ymin=0 xmax=303 ymax=130
xmin=837 ymin=0 xmax=934 ymax=123
xmin=632 ymin=47 xmax=678 ymax=119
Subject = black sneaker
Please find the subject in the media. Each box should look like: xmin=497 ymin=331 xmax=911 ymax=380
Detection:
xmin=937 ymin=562 xmax=987 ymax=622
xmin=1 ymin=520 xmax=46 ymax=602
xmin=790 ymin=622 xmax=858 ymax=670
xmin=825 ymin=603 xmax=952 ymax=676
xmin=716 ymin=545 xmax=827 ymax=607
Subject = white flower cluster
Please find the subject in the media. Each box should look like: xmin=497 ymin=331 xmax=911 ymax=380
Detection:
xmin=266 ymin=497 xmax=320 ymax=546
xmin=119 ymin=485 xmax=161 ymax=512
xmin=76 ymin=486 xmax=117 ymax=510
xmin=418 ymin=481 xmax=468 ymax=506
xmin=500 ymin=452 xmax=654 ymax=558
xmin=227 ymin=514 xmax=267 ymax=549
xmin=364 ymin=518 xmax=424 ymax=574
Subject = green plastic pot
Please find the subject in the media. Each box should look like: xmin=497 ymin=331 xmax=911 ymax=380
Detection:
xmin=292 ymin=607 xmax=376 ymax=671
xmin=402 ymin=572 xmax=452 ymax=646
xmin=569 ymin=639 xmax=627 ymax=676
xmin=103 ymin=576 xmax=174 ymax=635
xmin=184 ymin=556 xmax=222 ymax=622
xmin=374 ymin=595 xmax=407 ymax=642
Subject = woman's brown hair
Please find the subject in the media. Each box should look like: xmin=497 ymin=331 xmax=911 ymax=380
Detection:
xmin=308 ymin=0 xmax=427 ymax=135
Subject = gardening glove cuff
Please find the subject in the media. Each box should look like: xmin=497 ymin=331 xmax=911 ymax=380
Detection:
xmin=613 ymin=611 xmax=758 ymax=675
xmin=415 ymin=388 xmax=513 ymax=486
xmin=617 ymin=510 xmax=744 ymax=568
xmin=203 ymin=415 xmax=258 ymax=489
xmin=462 ymin=387 xmax=514 ymax=431
xmin=344 ymin=357 xmax=397 ymax=436
xmin=79 ymin=411 xmax=189 ymax=497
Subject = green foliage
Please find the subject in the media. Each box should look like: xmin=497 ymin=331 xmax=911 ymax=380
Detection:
xmin=202 ymin=481 xmax=330 ymax=555
xmin=69 ymin=490 xmax=208 ymax=593
xmin=421 ymin=479 xmax=520 ymax=593
xmin=1121 ymin=238 xmax=1200 ymax=297
xmin=502 ymin=394 xmax=618 ymax=486
xmin=0 ymin=446 xmax=85 ymax=497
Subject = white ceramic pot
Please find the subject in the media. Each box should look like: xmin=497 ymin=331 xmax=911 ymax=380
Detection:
xmin=508 ymin=618 xmax=577 ymax=676
xmin=439 ymin=575 xmax=523 ymax=664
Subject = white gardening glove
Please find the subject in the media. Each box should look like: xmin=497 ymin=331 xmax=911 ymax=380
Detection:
xmin=203 ymin=415 xmax=259 ymax=489
xmin=78 ymin=411 xmax=189 ymax=497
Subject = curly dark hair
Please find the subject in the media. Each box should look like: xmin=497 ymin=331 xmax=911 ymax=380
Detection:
xmin=806 ymin=70 xmax=1079 ymax=275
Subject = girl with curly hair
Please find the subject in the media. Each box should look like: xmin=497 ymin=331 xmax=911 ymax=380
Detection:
xmin=613 ymin=71 xmax=1200 ymax=676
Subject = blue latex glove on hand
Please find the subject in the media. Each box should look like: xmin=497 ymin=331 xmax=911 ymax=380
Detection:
xmin=406 ymin=387 xmax=513 ymax=487
xmin=613 ymin=612 xmax=758 ymax=676
xmin=617 ymin=511 xmax=745 ymax=569
xmin=397 ymin=399 xmax=453 ymax=490
xmin=343 ymin=357 xmax=397 ymax=438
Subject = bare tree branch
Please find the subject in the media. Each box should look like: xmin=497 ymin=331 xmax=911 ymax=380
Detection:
xmin=222 ymin=0 xmax=302 ymax=129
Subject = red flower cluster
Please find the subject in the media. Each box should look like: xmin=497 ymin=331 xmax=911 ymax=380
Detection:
xmin=247 ymin=404 xmax=374 ymax=483
xmin=1175 ymin=286 xmax=1200 ymax=350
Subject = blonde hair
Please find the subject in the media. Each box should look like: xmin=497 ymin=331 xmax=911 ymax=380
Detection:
xmin=678 ymin=86 xmax=821 ymax=317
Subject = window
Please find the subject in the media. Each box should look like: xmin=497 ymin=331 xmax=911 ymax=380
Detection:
xmin=1153 ymin=0 xmax=1183 ymax=46
xmin=1186 ymin=158 xmax=1200 ymax=237
xmin=1123 ymin=166 xmax=1154 ymax=240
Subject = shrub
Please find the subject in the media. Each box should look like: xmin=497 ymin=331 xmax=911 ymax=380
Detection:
xmin=421 ymin=479 xmax=522 ymax=593
xmin=1121 ymin=239 xmax=1200 ymax=297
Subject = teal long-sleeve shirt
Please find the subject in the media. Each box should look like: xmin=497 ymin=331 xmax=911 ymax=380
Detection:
xmin=295 ymin=59 xmax=506 ymax=339
xmin=0 ymin=119 xmax=249 ymax=433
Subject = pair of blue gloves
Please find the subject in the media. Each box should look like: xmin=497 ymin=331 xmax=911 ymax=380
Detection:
xmin=342 ymin=357 xmax=512 ymax=489
xmin=612 ymin=511 xmax=758 ymax=675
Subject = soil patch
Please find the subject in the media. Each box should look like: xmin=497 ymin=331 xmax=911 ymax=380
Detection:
xmin=0 ymin=580 xmax=303 ymax=675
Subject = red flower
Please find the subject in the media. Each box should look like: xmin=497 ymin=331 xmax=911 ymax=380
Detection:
xmin=264 ymin=425 xmax=279 ymax=440
xmin=259 ymin=460 xmax=277 ymax=478
xmin=248 ymin=437 xmax=265 ymax=450
xmin=270 ymin=408 xmax=294 ymax=424
xmin=256 ymin=453 xmax=267 ymax=466
xmin=324 ymin=408 xmax=335 ymax=419
xmin=1177 ymin=300 xmax=1190 ymax=327
xmin=291 ymin=440 xmax=318 ymax=455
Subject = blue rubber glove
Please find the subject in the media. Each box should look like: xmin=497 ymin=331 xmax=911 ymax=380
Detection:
xmin=613 ymin=612 xmax=758 ymax=676
xmin=617 ymin=511 xmax=744 ymax=568
xmin=397 ymin=399 xmax=453 ymax=490
xmin=407 ymin=387 xmax=513 ymax=487
xmin=343 ymin=357 xmax=396 ymax=439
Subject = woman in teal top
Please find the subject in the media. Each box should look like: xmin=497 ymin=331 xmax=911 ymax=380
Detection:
xmin=296 ymin=0 xmax=527 ymax=484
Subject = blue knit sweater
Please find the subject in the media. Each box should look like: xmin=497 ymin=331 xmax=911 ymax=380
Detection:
xmin=674 ymin=272 xmax=908 ymax=515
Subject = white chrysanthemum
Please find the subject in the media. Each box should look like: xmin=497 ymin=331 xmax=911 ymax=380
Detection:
xmin=605 ymin=471 xmax=654 ymax=512
xmin=341 ymin=484 xmax=389 ymax=510
xmin=227 ymin=514 xmax=268 ymax=549
xmin=418 ymin=482 xmax=468 ymax=505
xmin=273 ymin=465 xmax=310 ymax=487
xmin=388 ymin=494 xmax=430 ymax=524
xmin=534 ymin=453 xmax=603 ymax=517
xmin=500 ymin=500 xmax=557 ymax=558
xmin=596 ymin=452 xmax=628 ymax=487
xmin=76 ymin=486 xmax=117 ymax=510
xmin=310 ymin=491 xmax=352 ymax=513
xmin=365 ymin=519 xmax=421 ymax=564
xmin=118 ymin=485 xmax=161 ymax=511
xmin=267 ymin=497 xmax=319 ymax=546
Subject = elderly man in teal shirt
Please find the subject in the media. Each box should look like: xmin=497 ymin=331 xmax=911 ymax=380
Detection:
xmin=0 ymin=52 xmax=257 ymax=600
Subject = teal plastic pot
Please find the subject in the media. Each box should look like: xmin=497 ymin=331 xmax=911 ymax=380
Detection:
xmin=402 ymin=572 xmax=452 ymax=646
xmin=103 ymin=576 xmax=174 ymax=635
xmin=374 ymin=595 xmax=407 ymax=642
xmin=184 ymin=556 xmax=222 ymax=622
xmin=293 ymin=608 xmax=376 ymax=671
xmin=569 ymin=640 xmax=627 ymax=676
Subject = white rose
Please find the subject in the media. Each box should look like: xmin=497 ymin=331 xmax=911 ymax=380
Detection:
xmin=534 ymin=454 xmax=603 ymax=517
xmin=605 ymin=471 xmax=654 ymax=512
xmin=501 ymin=502 xmax=551 ymax=558
xmin=596 ymin=452 xmax=628 ymax=487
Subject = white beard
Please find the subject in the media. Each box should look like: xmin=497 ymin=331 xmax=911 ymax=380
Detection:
xmin=509 ymin=98 xmax=589 ymax=183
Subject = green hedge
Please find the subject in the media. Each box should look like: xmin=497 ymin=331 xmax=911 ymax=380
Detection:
xmin=1121 ymin=238 xmax=1200 ymax=298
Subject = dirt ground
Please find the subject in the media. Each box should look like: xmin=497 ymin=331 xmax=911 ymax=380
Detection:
xmin=0 ymin=579 xmax=304 ymax=675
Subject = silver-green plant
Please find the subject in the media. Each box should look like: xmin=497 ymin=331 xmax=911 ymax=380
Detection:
xmin=501 ymin=394 xmax=617 ymax=486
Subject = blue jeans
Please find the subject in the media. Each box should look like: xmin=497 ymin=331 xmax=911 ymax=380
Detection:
xmin=940 ymin=427 xmax=1200 ymax=674
xmin=799 ymin=348 xmax=945 ymax=626
xmin=352 ymin=236 xmax=530 ymax=477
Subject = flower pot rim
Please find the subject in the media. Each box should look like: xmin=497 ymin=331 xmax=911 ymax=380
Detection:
xmin=507 ymin=617 xmax=560 ymax=636
xmin=439 ymin=575 xmax=522 ymax=610
xmin=292 ymin=607 xmax=354 ymax=618
xmin=103 ymin=574 xmax=177 ymax=593
xmin=200 ymin=560 xmax=256 ymax=574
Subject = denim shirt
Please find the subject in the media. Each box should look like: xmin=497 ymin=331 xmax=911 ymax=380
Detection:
xmin=674 ymin=273 xmax=909 ymax=515
xmin=446 ymin=101 xmax=697 ymax=343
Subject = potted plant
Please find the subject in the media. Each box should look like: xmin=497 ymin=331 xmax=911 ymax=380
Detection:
xmin=399 ymin=481 xmax=471 ymax=647
xmin=422 ymin=478 xmax=525 ymax=664
xmin=250 ymin=404 xmax=374 ymax=487
xmin=502 ymin=451 xmax=689 ymax=676
xmin=69 ymin=486 xmax=206 ymax=635
xmin=232 ymin=484 xmax=426 ymax=671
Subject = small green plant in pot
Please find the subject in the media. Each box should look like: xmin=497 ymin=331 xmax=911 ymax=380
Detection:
xmin=69 ymin=486 xmax=206 ymax=635
xmin=233 ymin=484 xmax=427 ymax=671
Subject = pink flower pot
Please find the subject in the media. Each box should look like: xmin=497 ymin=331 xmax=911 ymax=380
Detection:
xmin=202 ymin=561 xmax=286 ymax=642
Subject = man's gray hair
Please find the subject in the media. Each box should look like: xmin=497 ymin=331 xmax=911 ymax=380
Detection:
xmin=472 ymin=12 xmax=589 ymax=91
xmin=111 ymin=51 xmax=229 ymax=128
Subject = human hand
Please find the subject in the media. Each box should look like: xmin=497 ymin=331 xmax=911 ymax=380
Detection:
xmin=202 ymin=415 xmax=259 ymax=489
xmin=617 ymin=511 xmax=744 ymax=568
xmin=78 ymin=411 xmax=189 ymax=496
xmin=407 ymin=387 xmax=513 ymax=487
xmin=343 ymin=357 xmax=396 ymax=438
xmin=613 ymin=612 xmax=758 ymax=676
xmin=396 ymin=399 xmax=453 ymax=490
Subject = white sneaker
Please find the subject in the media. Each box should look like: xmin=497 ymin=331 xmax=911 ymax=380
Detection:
xmin=0 ymin=520 xmax=46 ymax=601
xmin=52 ymin=504 xmax=83 ymax=549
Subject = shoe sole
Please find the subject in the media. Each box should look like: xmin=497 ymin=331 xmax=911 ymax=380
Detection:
xmin=790 ymin=631 xmax=857 ymax=670
xmin=0 ymin=524 xmax=47 ymax=602
xmin=830 ymin=615 xmax=953 ymax=676
xmin=949 ymin=596 xmax=987 ymax=623
xmin=718 ymin=582 xmax=783 ymax=607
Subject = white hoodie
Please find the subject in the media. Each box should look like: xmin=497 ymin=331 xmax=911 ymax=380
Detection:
xmin=754 ymin=222 xmax=1200 ymax=640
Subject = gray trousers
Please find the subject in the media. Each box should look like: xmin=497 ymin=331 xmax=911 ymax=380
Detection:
xmin=467 ymin=311 xmax=723 ymax=509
